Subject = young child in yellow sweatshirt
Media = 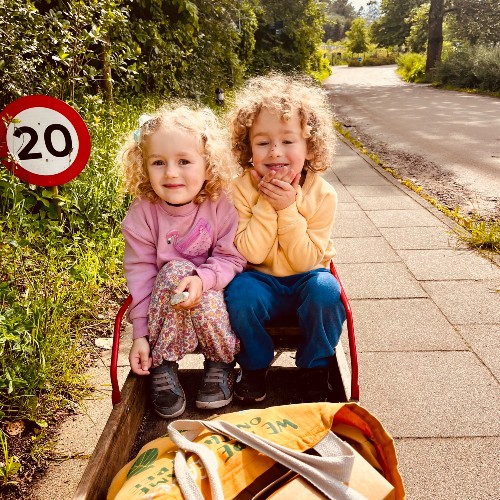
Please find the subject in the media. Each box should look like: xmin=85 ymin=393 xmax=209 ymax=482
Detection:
xmin=225 ymin=73 xmax=346 ymax=403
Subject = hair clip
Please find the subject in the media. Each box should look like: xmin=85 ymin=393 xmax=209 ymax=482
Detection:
xmin=133 ymin=114 xmax=153 ymax=142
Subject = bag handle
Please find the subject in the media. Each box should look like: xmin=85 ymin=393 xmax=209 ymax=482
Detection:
xmin=168 ymin=419 xmax=367 ymax=500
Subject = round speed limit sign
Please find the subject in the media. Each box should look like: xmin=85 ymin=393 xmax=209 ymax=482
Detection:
xmin=0 ymin=95 xmax=91 ymax=186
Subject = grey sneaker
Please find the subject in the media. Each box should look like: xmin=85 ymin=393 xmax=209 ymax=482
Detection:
xmin=196 ymin=360 xmax=235 ymax=409
xmin=150 ymin=360 xmax=186 ymax=419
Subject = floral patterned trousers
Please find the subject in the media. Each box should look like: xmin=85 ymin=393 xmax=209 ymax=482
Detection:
xmin=148 ymin=260 xmax=239 ymax=368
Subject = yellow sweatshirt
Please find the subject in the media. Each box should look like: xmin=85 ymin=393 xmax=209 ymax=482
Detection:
xmin=233 ymin=169 xmax=337 ymax=277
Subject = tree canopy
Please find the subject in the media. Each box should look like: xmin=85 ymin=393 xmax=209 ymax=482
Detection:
xmin=0 ymin=0 xmax=326 ymax=110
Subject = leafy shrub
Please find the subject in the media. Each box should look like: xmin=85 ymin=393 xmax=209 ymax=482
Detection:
xmin=346 ymin=54 xmax=396 ymax=67
xmin=436 ymin=45 xmax=500 ymax=92
xmin=396 ymin=52 xmax=427 ymax=82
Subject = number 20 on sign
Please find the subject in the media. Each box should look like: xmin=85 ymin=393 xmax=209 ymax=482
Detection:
xmin=0 ymin=95 xmax=91 ymax=187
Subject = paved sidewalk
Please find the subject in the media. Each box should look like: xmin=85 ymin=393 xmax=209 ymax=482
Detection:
xmin=328 ymin=138 xmax=500 ymax=499
xmin=32 ymin=135 xmax=499 ymax=499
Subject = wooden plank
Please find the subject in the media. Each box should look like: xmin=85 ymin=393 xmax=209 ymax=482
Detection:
xmin=73 ymin=372 xmax=148 ymax=500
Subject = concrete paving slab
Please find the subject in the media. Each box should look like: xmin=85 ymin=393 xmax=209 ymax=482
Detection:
xmin=354 ymin=195 xmax=423 ymax=210
xmin=32 ymin=365 xmax=130 ymax=500
xmin=333 ymin=210 xmax=382 ymax=237
xmin=359 ymin=351 xmax=500 ymax=438
xmin=332 ymin=155 xmax=367 ymax=168
xmin=395 ymin=436 xmax=500 ymax=500
xmin=337 ymin=262 xmax=427 ymax=299
xmin=346 ymin=185 xmax=406 ymax=197
xmin=397 ymin=249 xmax=500 ymax=281
xmin=327 ymin=179 xmax=356 ymax=202
xmin=350 ymin=298 xmax=466 ymax=351
xmin=421 ymin=280 xmax=500 ymax=324
xmin=366 ymin=208 xmax=442 ymax=227
xmin=337 ymin=201 xmax=362 ymax=212
xmin=455 ymin=325 xmax=500 ymax=381
xmin=334 ymin=168 xmax=390 ymax=186
xmin=335 ymin=237 xmax=400 ymax=263
xmin=379 ymin=226 xmax=458 ymax=250
xmin=99 ymin=330 xmax=132 ymax=367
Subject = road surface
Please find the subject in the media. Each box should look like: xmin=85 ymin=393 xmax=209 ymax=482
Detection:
xmin=324 ymin=65 xmax=500 ymax=219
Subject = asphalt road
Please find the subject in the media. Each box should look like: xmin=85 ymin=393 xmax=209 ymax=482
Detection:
xmin=324 ymin=65 xmax=500 ymax=218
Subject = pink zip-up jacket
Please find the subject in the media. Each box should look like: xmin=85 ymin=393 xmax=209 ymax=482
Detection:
xmin=122 ymin=194 xmax=246 ymax=339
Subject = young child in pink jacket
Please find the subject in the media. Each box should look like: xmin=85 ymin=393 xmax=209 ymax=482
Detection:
xmin=119 ymin=103 xmax=246 ymax=418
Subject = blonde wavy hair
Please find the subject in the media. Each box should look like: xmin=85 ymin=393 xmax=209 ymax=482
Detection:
xmin=119 ymin=102 xmax=236 ymax=204
xmin=228 ymin=73 xmax=335 ymax=173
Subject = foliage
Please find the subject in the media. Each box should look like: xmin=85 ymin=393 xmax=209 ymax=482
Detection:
xmin=434 ymin=45 xmax=500 ymax=92
xmin=250 ymin=0 xmax=326 ymax=75
xmin=405 ymin=2 xmax=429 ymax=53
xmin=0 ymin=0 xmax=131 ymax=108
xmin=348 ymin=54 xmax=396 ymax=66
xmin=176 ymin=1 xmax=254 ymax=101
xmin=0 ymin=98 xmax=146 ymax=488
xmin=0 ymin=430 xmax=20 ymax=485
xmin=455 ymin=217 xmax=500 ymax=253
xmin=370 ymin=0 xmax=425 ymax=48
xmin=322 ymin=0 xmax=356 ymax=42
xmin=396 ymin=52 xmax=427 ymax=82
xmin=346 ymin=18 xmax=370 ymax=54
xmin=447 ymin=0 xmax=500 ymax=46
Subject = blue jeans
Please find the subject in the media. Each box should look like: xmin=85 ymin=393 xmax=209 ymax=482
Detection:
xmin=224 ymin=269 xmax=346 ymax=370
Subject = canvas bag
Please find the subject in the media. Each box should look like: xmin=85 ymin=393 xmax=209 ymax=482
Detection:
xmin=107 ymin=402 xmax=405 ymax=499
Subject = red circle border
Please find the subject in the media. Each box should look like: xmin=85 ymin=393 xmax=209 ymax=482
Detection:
xmin=0 ymin=95 xmax=91 ymax=186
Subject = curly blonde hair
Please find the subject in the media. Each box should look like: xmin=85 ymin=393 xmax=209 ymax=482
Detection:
xmin=119 ymin=102 xmax=236 ymax=204
xmin=228 ymin=73 xmax=335 ymax=173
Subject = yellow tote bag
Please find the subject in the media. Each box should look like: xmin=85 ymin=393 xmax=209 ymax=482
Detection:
xmin=107 ymin=402 xmax=405 ymax=500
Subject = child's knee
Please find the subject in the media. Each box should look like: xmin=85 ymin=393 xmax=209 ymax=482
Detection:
xmin=306 ymin=273 xmax=341 ymax=304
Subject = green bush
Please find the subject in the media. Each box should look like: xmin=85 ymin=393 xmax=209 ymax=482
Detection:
xmin=396 ymin=52 xmax=427 ymax=83
xmin=436 ymin=45 xmax=500 ymax=92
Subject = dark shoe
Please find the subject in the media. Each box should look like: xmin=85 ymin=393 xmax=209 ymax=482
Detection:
xmin=234 ymin=368 xmax=267 ymax=402
xmin=298 ymin=367 xmax=329 ymax=403
xmin=196 ymin=360 xmax=236 ymax=409
xmin=150 ymin=360 xmax=186 ymax=419
xmin=327 ymin=355 xmax=345 ymax=402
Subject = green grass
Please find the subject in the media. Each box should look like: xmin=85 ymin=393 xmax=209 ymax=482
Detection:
xmin=334 ymin=122 xmax=500 ymax=255
xmin=0 ymin=95 xmax=157 ymax=488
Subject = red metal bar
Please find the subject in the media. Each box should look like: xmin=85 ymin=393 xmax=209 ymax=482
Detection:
xmin=111 ymin=294 xmax=133 ymax=406
xmin=330 ymin=262 xmax=360 ymax=402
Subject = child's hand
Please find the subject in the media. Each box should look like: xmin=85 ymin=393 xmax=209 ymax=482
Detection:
xmin=173 ymin=275 xmax=203 ymax=309
xmin=259 ymin=171 xmax=301 ymax=211
xmin=129 ymin=337 xmax=152 ymax=375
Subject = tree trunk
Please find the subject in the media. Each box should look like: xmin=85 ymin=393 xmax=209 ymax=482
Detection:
xmin=425 ymin=0 xmax=445 ymax=75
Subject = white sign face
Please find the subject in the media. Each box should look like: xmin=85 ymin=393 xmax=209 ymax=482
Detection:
xmin=6 ymin=107 xmax=80 ymax=176
xmin=0 ymin=95 xmax=91 ymax=186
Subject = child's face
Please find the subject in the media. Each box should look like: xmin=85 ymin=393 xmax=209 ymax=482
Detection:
xmin=144 ymin=126 xmax=208 ymax=205
xmin=249 ymin=108 xmax=311 ymax=179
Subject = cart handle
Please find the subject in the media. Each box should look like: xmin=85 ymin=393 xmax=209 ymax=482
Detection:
xmin=330 ymin=262 xmax=359 ymax=402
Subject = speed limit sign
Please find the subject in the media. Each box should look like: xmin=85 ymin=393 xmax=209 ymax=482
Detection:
xmin=0 ymin=95 xmax=91 ymax=186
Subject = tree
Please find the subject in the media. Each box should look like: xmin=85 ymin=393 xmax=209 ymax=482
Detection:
xmin=405 ymin=2 xmax=429 ymax=53
xmin=322 ymin=0 xmax=357 ymax=41
xmin=425 ymin=0 xmax=444 ymax=73
xmin=346 ymin=18 xmax=370 ymax=54
xmin=251 ymin=0 xmax=325 ymax=74
xmin=366 ymin=1 xmax=381 ymax=25
xmin=370 ymin=0 xmax=425 ymax=47
xmin=448 ymin=0 xmax=500 ymax=46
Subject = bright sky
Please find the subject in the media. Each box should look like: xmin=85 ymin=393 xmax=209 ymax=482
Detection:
xmin=350 ymin=0 xmax=370 ymax=11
